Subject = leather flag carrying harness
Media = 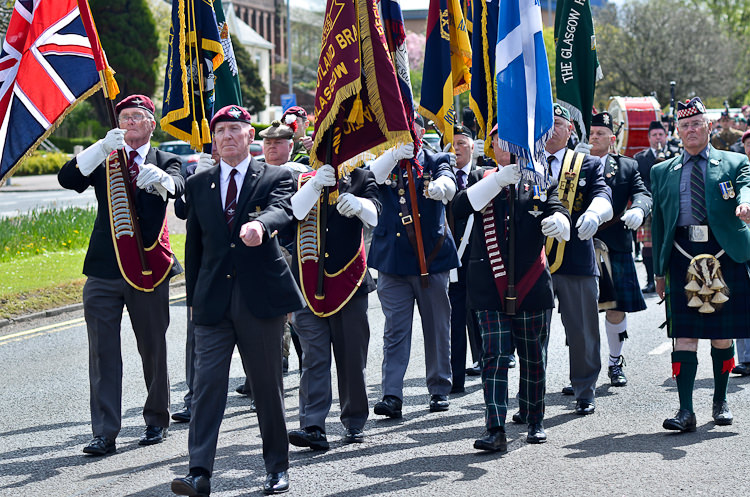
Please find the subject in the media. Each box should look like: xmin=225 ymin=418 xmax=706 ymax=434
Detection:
xmin=545 ymin=150 xmax=584 ymax=273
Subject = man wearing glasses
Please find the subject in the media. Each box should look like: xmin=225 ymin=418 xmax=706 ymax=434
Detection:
xmin=58 ymin=94 xmax=184 ymax=456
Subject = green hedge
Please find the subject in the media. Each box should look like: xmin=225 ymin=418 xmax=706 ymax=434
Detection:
xmin=13 ymin=152 xmax=70 ymax=176
xmin=47 ymin=136 xmax=98 ymax=153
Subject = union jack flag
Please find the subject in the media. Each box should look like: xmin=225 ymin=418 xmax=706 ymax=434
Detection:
xmin=0 ymin=0 xmax=101 ymax=183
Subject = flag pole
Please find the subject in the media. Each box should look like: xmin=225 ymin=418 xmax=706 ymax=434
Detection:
xmin=316 ymin=128 xmax=334 ymax=298
xmin=505 ymin=154 xmax=517 ymax=315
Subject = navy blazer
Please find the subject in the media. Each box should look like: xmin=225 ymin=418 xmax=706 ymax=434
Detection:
xmin=58 ymin=147 xmax=184 ymax=281
xmin=185 ymin=158 xmax=305 ymax=325
xmin=368 ymin=149 xmax=459 ymax=276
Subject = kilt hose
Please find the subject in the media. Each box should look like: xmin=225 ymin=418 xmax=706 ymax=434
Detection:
xmin=637 ymin=215 xmax=652 ymax=247
xmin=476 ymin=310 xmax=548 ymax=429
xmin=609 ymin=251 xmax=647 ymax=313
xmin=665 ymin=230 xmax=750 ymax=339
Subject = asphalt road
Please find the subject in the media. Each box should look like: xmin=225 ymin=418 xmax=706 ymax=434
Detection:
xmin=1 ymin=268 xmax=750 ymax=496
xmin=0 ymin=188 xmax=96 ymax=218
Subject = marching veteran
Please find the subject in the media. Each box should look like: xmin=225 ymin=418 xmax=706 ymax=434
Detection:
xmin=589 ymin=112 xmax=652 ymax=387
xmin=453 ymin=124 xmax=570 ymax=451
xmin=651 ymin=97 xmax=750 ymax=432
xmin=58 ymin=94 xmax=183 ymax=455
xmin=171 ymin=105 xmax=305 ymax=496
xmin=285 ymin=124 xmax=380 ymax=449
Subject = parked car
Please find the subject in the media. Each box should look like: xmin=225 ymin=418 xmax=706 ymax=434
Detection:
xmin=422 ymin=133 xmax=441 ymax=153
xmin=157 ymin=140 xmax=199 ymax=176
xmin=250 ymin=140 xmax=263 ymax=157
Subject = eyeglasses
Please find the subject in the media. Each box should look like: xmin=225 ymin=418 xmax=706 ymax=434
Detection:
xmin=118 ymin=114 xmax=148 ymax=124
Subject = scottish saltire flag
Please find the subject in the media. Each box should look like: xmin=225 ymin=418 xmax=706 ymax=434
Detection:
xmin=0 ymin=0 xmax=101 ymax=184
xmin=213 ymin=0 xmax=242 ymax=110
xmin=419 ymin=0 xmax=471 ymax=148
xmin=469 ymin=0 xmax=498 ymax=149
xmin=495 ymin=0 xmax=553 ymax=167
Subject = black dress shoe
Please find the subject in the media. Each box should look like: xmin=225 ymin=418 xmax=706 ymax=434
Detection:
xmin=562 ymin=384 xmax=574 ymax=396
xmin=712 ymin=401 xmax=734 ymax=426
xmin=574 ymin=400 xmax=595 ymax=415
xmin=288 ymin=427 xmax=329 ymax=450
xmin=608 ymin=356 xmax=628 ymax=387
xmin=473 ymin=429 xmax=507 ymax=452
xmin=263 ymin=471 xmax=289 ymax=495
xmin=511 ymin=411 xmax=526 ymax=424
xmin=235 ymin=383 xmax=252 ymax=396
xmin=83 ymin=436 xmax=116 ymax=456
xmin=526 ymin=422 xmax=547 ymax=444
xmin=508 ymin=355 xmax=516 ymax=368
xmin=171 ymin=474 xmax=211 ymax=496
xmin=139 ymin=425 xmax=167 ymax=446
xmin=343 ymin=428 xmax=364 ymax=444
xmin=642 ymin=282 xmax=656 ymax=294
xmin=374 ymin=395 xmax=402 ymax=418
xmin=663 ymin=408 xmax=697 ymax=432
xmin=172 ymin=407 xmax=191 ymax=423
xmin=465 ymin=362 xmax=481 ymax=376
xmin=450 ymin=385 xmax=465 ymax=394
xmin=429 ymin=394 xmax=449 ymax=412
xmin=732 ymin=362 xmax=750 ymax=376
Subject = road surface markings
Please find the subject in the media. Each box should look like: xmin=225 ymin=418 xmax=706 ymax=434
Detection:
xmin=648 ymin=342 xmax=672 ymax=355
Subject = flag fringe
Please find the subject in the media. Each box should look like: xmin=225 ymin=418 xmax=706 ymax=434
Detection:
xmin=557 ymin=99 xmax=587 ymax=142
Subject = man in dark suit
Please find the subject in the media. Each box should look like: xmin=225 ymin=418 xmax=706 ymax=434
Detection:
xmin=652 ymin=97 xmax=750 ymax=432
xmin=544 ymin=104 xmax=613 ymax=415
xmin=368 ymin=115 xmax=459 ymax=418
xmin=589 ymin=112 xmax=652 ymax=387
xmin=58 ymin=94 xmax=184 ymax=456
xmin=171 ymin=106 xmax=305 ymax=496
xmin=454 ymin=129 xmax=570 ymax=451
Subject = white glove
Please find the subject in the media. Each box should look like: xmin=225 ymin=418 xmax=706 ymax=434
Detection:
xmin=426 ymin=175 xmax=456 ymax=202
xmin=310 ymin=164 xmax=337 ymax=192
xmin=336 ymin=192 xmax=362 ymax=218
xmin=369 ymin=144 xmax=413 ymax=184
xmin=472 ymin=139 xmax=485 ymax=159
xmin=494 ymin=164 xmax=522 ymax=188
xmin=196 ymin=152 xmax=215 ymax=173
xmin=621 ymin=207 xmax=645 ymax=230
xmin=576 ymin=211 xmax=601 ymax=240
xmin=75 ymin=128 xmax=126 ymax=176
xmin=443 ymin=143 xmax=457 ymax=169
xmin=541 ymin=211 xmax=570 ymax=242
xmin=393 ymin=143 xmax=415 ymax=161
xmin=136 ymin=163 xmax=176 ymax=200
xmin=573 ymin=142 xmax=592 ymax=154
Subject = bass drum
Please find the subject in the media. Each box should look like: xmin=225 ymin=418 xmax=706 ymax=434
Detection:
xmin=608 ymin=96 xmax=662 ymax=157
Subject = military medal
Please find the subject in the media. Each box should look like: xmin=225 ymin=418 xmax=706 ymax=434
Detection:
xmin=579 ymin=178 xmax=586 ymax=187
xmin=719 ymin=181 xmax=735 ymax=199
xmin=528 ymin=205 xmax=543 ymax=217
xmin=540 ymin=192 xmax=547 ymax=202
xmin=532 ymin=184 xmax=541 ymax=200
xmin=385 ymin=179 xmax=392 ymax=186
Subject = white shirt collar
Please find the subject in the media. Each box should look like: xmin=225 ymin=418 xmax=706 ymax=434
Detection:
xmin=453 ymin=160 xmax=472 ymax=175
xmin=124 ymin=142 xmax=150 ymax=163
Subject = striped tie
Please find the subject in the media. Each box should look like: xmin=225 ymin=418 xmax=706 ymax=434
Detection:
xmin=224 ymin=168 xmax=238 ymax=231
xmin=689 ymin=155 xmax=707 ymax=224
xmin=127 ymin=150 xmax=139 ymax=191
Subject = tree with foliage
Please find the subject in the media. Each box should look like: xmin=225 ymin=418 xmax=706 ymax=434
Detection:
xmin=231 ymin=34 xmax=266 ymax=115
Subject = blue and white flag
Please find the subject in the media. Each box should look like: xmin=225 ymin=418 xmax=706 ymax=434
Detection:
xmin=494 ymin=0 xmax=553 ymax=168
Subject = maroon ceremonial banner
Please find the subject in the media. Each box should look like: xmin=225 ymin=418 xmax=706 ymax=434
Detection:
xmin=310 ymin=0 xmax=411 ymax=171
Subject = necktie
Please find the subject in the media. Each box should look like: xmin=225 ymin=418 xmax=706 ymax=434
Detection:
xmin=225 ymin=168 xmax=238 ymax=232
xmin=546 ymin=154 xmax=556 ymax=177
xmin=127 ymin=150 xmax=139 ymax=190
xmin=689 ymin=155 xmax=707 ymax=224
xmin=456 ymin=169 xmax=467 ymax=190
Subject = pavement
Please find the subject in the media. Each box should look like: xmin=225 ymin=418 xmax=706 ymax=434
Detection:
xmin=0 ymin=173 xmax=64 ymax=192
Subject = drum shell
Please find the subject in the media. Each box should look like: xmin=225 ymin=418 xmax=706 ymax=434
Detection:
xmin=608 ymin=96 xmax=661 ymax=157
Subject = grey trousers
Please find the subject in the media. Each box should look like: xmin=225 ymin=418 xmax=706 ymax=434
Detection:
xmin=82 ymin=276 xmax=171 ymax=439
xmin=377 ymin=271 xmax=453 ymax=399
xmin=737 ymin=339 xmax=750 ymax=363
xmin=188 ymin=282 xmax=288 ymax=475
xmin=551 ymin=274 xmax=600 ymax=402
xmin=292 ymin=294 xmax=370 ymax=431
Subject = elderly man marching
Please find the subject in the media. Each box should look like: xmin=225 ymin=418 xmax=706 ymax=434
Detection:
xmin=651 ymin=97 xmax=750 ymax=432
xmin=588 ymin=112 xmax=652 ymax=387
xmin=454 ymin=124 xmax=571 ymax=451
xmin=284 ymin=125 xmax=381 ymax=449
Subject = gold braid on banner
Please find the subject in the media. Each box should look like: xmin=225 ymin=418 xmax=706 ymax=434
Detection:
xmin=545 ymin=150 xmax=584 ymax=273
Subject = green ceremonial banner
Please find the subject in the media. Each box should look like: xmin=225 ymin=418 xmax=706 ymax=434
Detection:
xmin=213 ymin=0 xmax=242 ymax=110
xmin=554 ymin=0 xmax=602 ymax=141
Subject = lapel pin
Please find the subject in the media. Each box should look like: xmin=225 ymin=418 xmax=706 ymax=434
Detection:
xmin=710 ymin=159 xmax=720 ymax=165
xmin=210 ymin=182 xmax=216 ymax=189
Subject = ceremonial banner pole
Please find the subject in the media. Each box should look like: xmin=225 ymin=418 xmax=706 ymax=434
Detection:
xmin=316 ymin=129 xmax=334 ymax=299
xmin=506 ymin=156 xmax=517 ymax=315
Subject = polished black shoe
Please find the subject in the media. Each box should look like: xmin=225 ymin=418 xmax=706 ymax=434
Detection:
xmin=429 ymin=394 xmax=449 ymax=412
xmin=561 ymin=384 xmax=574 ymax=396
xmin=608 ymin=356 xmax=628 ymax=387
xmin=171 ymin=474 xmax=210 ymax=496
xmin=172 ymin=407 xmax=191 ymax=423
xmin=732 ymin=362 xmax=750 ymax=376
xmin=642 ymin=282 xmax=656 ymax=294
xmin=508 ymin=355 xmax=516 ymax=369
xmin=83 ymin=436 xmax=116 ymax=456
xmin=288 ymin=427 xmax=329 ymax=451
xmin=282 ymin=356 xmax=289 ymax=374
xmin=712 ymin=401 xmax=734 ymax=426
xmin=343 ymin=428 xmax=364 ymax=444
xmin=473 ymin=429 xmax=507 ymax=452
xmin=574 ymin=400 xmax=595 ymax=415
xmin=374 ymin=395 xmax=402 ymax=418
xmin=663 ymin=409 xmax=697 ymax=432
xmin=465 ymin=362 xmax=481 ymax=376
xmin=526 ymin=422 xmax=547 ymax=444
xmin=263 ymin=471 xmax=289 ymax=495
xmin=235 ymin=383 xmax=251 ymax=396
xmin=139 ymin=425 xmax=167 ymax=446
xmin=511 ymin=411 xmax=526 ymax=424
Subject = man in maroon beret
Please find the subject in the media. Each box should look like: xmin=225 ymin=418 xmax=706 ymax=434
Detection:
xmin=282 ymin=106 xmax=312 ymax=163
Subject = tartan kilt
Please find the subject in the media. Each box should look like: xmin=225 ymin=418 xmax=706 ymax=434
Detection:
xmin=665 ymin=230 xmax=750 ymax=339
xmin=609 ymin=252 xmax=647 ymax=313
xmin=637 ymin=215 xmax=652 ymax=246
